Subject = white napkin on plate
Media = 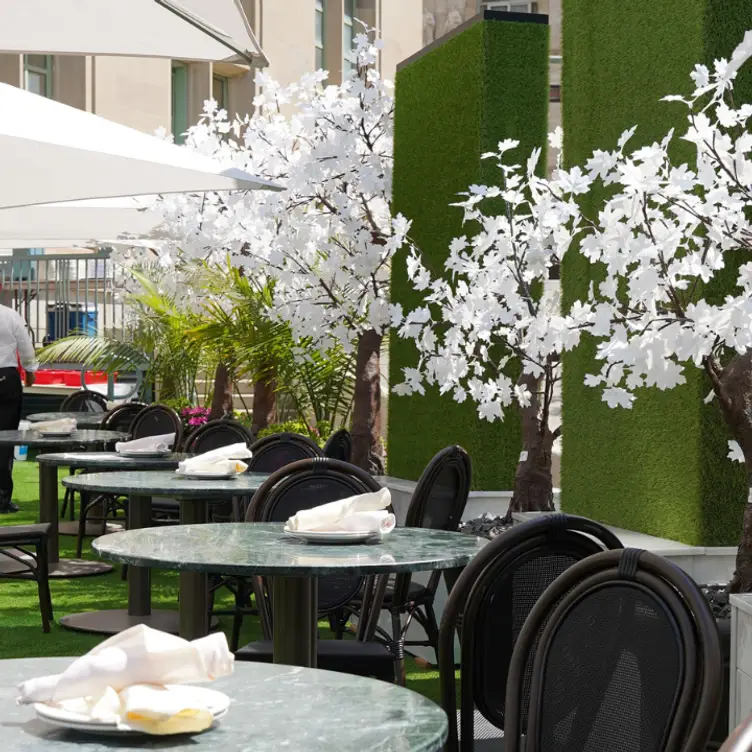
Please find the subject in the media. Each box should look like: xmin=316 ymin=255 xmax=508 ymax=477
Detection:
xmin=55 ymin=684 xmax=216 ymax=735
xmin=178 ymin=443 xmax=252 ymax=474
xmin=17 ymin=624 xmax=233 ymax=704
xmin=115 ymin=433 xmax=175 ymax=454
xmin=34 ymin=418 xmax=76 ymax=433
xmin=287 ymin=487 xmax=395 ymax=534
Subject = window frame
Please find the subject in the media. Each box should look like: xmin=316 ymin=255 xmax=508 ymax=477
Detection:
xmin=343 ymin=0 xmax=357 ymax=76
xmin=315 ymin=0 xmax=325 ymax=70
xmin=171 ymin=62 xmax=189 ymax=145
xmin=212 ymin=73 xmax=229 ymax=112
xmin=483 ymin=1 xmax=535 ymax=12
xmin=23 ymin=54 xmax=53 ymax=98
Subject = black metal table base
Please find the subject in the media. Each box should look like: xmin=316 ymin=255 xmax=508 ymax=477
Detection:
xmin=0 ymin=552 xmax=112 ymax=578
xmin=273 ymin=576 xmax=318 ymax=668
xmin=60 ymin=609 xmax=181 ymax=635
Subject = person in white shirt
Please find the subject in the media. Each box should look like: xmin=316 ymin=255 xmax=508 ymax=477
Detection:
xmin=0 ymin=305 xmax=37 ymax=513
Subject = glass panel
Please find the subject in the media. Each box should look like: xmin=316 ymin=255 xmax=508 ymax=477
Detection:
xmin=171 ymin=63 xmax=188 ymax=145
xmin=344 ymin=0 xmax=355 ymax=17
xmin=510 ymin=3 xmax=531 ymax=11
xmin=315 ymin=47 xmax=324 ymax=70
xmin=212 ymin=75 xmax=228 ymax=111
xmin=25 ymin=54 xmax=49 ymax=69
xmin=24 ymin=71 xmax=45 ymax=96
xmin=315 ymin=8 xmax=323 ymax=42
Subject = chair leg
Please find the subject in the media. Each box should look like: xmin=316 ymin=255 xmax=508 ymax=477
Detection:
xmin=390 ymin=610 xmax=406 ymax=686
xmin=36 ymin=539 xmax=53 ymax=633
xmin=75 ymin=495 xmax=89 ymax=558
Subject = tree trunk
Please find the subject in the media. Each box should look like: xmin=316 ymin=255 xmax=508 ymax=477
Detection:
xmin=252 ymin=363 xmax=277 ymax=435
xmin=208 ymin=363 xmax=234 ymax=420
xmin=505 ymin=371 xmax=556 ymax=521
xmin=350 ymin=329 xmax=384 ymax=474
xmin=713 ymin=353 xmax=752 ymax=593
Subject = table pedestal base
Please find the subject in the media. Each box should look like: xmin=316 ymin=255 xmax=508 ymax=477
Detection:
xmin=58 ymin=521 xmax=123 ymax=537
xmin=60 ymin=609 xmax=181 ymax=635
xmin=273 ymin=576 xmax=318 ymax=668
xmin=0 ymin=552 xmax=112 ymax=578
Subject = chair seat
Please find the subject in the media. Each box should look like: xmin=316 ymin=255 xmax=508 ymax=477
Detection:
xmin=457 ymin=710 xmax=505 ymax=751
xmin=151 ymin=497 xmax=180 ymax=512
xmin=0 ymin=523 xmax=51 ymax=542
xmin=353 ymin=579 xmax=431 ymax=606
xmin=236 ymin=639 xmax=394 ymax=681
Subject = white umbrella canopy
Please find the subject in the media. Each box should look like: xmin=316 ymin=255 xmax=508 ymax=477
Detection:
xmin=0 ymin=197 xmax=168 ymax=249
xmin=0 ymin=0 xmax=267 ymax=65
xmin=0 ymin=83 xmax=282 ymax=210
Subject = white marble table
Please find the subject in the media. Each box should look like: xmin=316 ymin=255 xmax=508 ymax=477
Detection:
xmin=0 ymin=657 xmax=448 ymax=751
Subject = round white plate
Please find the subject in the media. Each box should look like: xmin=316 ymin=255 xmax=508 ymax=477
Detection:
xmin=34 ymin=686 xmax=230 ymax=735
xmin=175 ymin=469 xmax=239 ymax=480
xmin=283 ymin=525 xmax=381 ymax=544
xmin=117 ymin=450 xmax=171 ymax=458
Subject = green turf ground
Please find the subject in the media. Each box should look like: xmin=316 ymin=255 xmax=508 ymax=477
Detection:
xmin=0 ymin=462 xmax=443 ymax=703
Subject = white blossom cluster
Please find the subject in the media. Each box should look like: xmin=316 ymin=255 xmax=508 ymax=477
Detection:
xmin=132 ymin=30 xmax=407 ymax=353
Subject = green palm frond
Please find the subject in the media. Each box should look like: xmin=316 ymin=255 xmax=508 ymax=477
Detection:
xmin=38 ymin=336 xmax=149 ymax=372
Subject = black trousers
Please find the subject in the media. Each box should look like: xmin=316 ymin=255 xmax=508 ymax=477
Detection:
xmin=0 ymin=368 xmax=22 ymax=498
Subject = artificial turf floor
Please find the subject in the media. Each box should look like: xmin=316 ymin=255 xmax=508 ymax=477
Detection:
xmin=0 ymin=461 xmax=443 ymax=703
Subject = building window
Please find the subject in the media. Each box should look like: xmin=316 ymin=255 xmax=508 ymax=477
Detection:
xmin=23 ymin=55 xmax=53 ymax=97
xmin=315 ymin=0 xmax=325 ymax=70
xmin=483 ymin=1 xmax=537 ymax=12
xmin=212 ymin=74 xmax=228 ymax=111
xmin=549 ymin=83 xmax=561 ymax=102
xmin=343 ymin=0 xmax=356 ymax=75
xmin=171 ymin=62 xmax=188 ymax=145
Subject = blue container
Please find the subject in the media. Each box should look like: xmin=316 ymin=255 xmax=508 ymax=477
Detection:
xmin=46 ymin=305 xmax=98 ymax=341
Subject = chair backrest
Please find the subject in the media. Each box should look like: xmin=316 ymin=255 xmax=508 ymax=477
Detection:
xmin=439 ymin=513 xmax=624 ymax=752
xmin=247 ymin=432 xmax=322 ymax=473
xmin=504 ymin=548 xmax=722 ymax=752
xmin=184 ymin=419 xmax=253 ymax=454
xmin=323 ymin=429 xmax=353 ymax=463
xmin=247 ymin=457 xmax=381 ymax=613
xmin=60 ymin=389 xmax=108 ymax=412
xmin=100 ymin=402 xmax=145 ymax=434
xmin=129 ymin=404 xmax=182 ymax=449
xmin=390 ymin=445 xmax=471 ymax=608
xmin=721 ymin=713 xmax=752 ymax=752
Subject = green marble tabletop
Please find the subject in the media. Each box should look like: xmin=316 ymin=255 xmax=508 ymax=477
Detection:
xmin=94 ymin=522 xmax=484 ymax=576
xmin=38 ymin=452 xmax=186 ymax=469
xmin=0 ymin=657 xmax=448 ymax=751
xmin=0 ymin=429 xmax=127 ymax=448
xmin=63 ymin=470 xmax=270 ymax=498
xmin=27 ymin=411 xmax=106 ymax=428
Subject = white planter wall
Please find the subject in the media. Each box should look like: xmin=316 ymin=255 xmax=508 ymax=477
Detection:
xmin=730 ymin=595 xmax=752 ymax=732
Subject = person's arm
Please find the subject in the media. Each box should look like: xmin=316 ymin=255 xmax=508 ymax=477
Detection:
xmin=13 ymin=314 xmax=38 ymax=386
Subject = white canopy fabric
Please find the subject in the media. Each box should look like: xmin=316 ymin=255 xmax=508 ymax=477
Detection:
xmin=0 ymin=0 xmax=267 ymax=65
xmin=0 ymin=197 xmax=167 ymax=249
xmin=0 ymin=83 xmax=282 ymax=210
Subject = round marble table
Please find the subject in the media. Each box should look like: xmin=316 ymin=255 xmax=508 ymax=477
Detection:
xmin=62 ymin=471 xmax=269 ymax=638
xmin=0 ymin=430 xmax=128 ymax=580
xmin=94 ymin=521 xmax=484 ymax=668
xmin=27 ymin=411 xmax=106 ymax=429
xmin=1 ymin=657 xmax=448 ymax=751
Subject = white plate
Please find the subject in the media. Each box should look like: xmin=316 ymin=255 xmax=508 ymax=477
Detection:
xmin=117 ymin=449 xmax=171 ymax=458
xmin=283 ymin=525 xmax=381 ymax=544
xmin=175 ymin=469 xmax=239 ymax=480
xmin=34 ymin=686 xmax=230 ymax=735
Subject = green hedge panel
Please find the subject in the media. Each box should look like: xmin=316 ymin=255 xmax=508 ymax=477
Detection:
xmin=561 ymin=0 xmax=752 ymax=544
xmin=389 ymin=16 xmax=549 ymax=489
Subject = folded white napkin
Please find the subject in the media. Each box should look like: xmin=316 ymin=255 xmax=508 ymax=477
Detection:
xmin=178 ymin=443 xmax=252 ymax=473
xmin=177 ymin=458 xmax=248 ymax=476
xmin=55 ymin=684 xmax=216 ymax=735
xmin=115 ymin=433 xmax=175 ymax=453
xmin=17 ymin=624 xmax=234 ymax=704
xmin=34 ymin=418 xmax=77 ymax=433
xmin=287 ymin=488 xmax=395 ymax=534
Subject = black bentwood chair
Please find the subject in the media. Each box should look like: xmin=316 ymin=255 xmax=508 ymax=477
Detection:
xmin=504 ymin=548 xmax=722 ymax=752
xmin=323 ymin=429 xmax=353 ymax=463
xmin=247 ymin=432 xmax=322 ymax=474
xmin=350 ymin=445 xmax=471 ymax=684
xmin=233 ymin=458 xmax=395 ymax=680
xmin=60 ymin=389 xmax=108 ymax=412
xmin=439 ymin=514 xmax=623 ymax=751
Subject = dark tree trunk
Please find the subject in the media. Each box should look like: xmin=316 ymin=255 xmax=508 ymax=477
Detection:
xmin=209 ymin=363 xmax=234 ymax=420
xmin=350 ymin=329 xmax=384 ymax=474
xmin=711 ymin=353 xmax=752 ymax=593
xmin=252 ymin=363 xmax=277 ymax=435
xmin=505 ymin=371 xmax=556 ymax=521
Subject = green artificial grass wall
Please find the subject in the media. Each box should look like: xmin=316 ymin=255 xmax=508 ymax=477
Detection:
xmin=388 ymin=12 xmax=550 ymax=489
xmin=561 ymin=0 xmax=752 ymax=545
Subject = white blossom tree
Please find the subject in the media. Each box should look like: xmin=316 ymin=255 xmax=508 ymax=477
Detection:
xmin=392 ymin=134 xmax=587 ymax=513
xmin=566 ymin=31 xmax=752 ymax=590
xmin=136 ymin=31 xmax=408 ymax=471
